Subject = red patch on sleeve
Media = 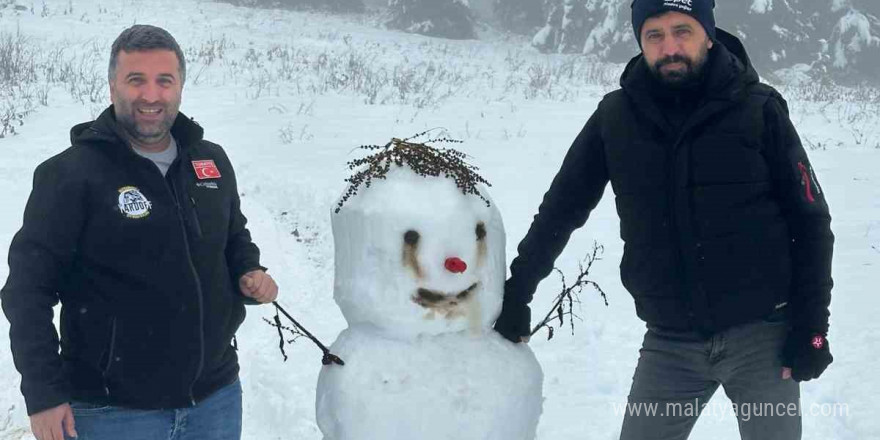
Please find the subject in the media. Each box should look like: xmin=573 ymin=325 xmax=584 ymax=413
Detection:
xmin=797 ymin=162 xmax=815 ymax=203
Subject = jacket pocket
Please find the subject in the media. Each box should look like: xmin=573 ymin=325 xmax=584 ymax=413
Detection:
xmin=102 ymin=317 xmax=118 ymax=380
xmin=69 ymin=400 xmax=114 ymax=416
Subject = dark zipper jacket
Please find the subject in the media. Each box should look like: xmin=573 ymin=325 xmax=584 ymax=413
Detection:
xmin=1 ymin=106 xmax=264 ymax=415
xmin=505 ymin=29 xmax=833 ymax=336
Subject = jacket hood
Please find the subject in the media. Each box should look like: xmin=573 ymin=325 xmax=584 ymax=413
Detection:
xmin=70 ymin=105 xmax=205 ymax=149
xmin=620 ymin=28 xmax=759 ymax=101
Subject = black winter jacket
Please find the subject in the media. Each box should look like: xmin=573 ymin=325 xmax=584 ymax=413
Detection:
xmin=506 ymin=30 xmax=833 ymax=335
xmin=1 ymin=106 xmax=263 ymax=415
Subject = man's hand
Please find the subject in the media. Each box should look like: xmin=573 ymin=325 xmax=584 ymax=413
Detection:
xmin=30 ymin=403 xmax=76 ymax=440
xmin=783 ymin=332 xmax=832 ymax=382
xmin=494 ymin=300 xmax=531 ymax=344
xmin=239 ymin=270 xmax=278 ymax=303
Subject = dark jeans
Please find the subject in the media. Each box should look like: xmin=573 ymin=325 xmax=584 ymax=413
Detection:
xmin=64 ymin=379 xmax=242 ymax=440
xmin=620 ymin=317 xmax=801 ymax=440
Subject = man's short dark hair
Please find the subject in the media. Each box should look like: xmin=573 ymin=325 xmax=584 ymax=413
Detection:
xmin=108 ymin=25 xmax=186 ymax=84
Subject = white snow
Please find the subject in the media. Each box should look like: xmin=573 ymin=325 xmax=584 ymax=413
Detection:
xmin=316 ymin=328 xmax=543 ymax=440
xmin=750 ymin=0 xmax=773 ymax=14
xmin=0 ymin=1 xmax=877 ymax=439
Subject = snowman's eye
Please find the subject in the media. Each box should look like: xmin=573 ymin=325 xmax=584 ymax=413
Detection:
xmin=475 ymin=222 xmax=486 ymax=241
xmin=404 ymin=230 xmax=420 ymax=246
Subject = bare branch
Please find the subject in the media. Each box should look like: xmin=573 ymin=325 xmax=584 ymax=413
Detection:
xmin=263 ymin=301 xmax=345 ymax=366
xmin=530 ymin=242 xmax=608 ymax=340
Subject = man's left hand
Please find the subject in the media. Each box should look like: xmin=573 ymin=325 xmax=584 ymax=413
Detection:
xmin=783 ymin=332 xmax=832 ymax=382
xmin=239 ymin=270 xmax=278 ymax=303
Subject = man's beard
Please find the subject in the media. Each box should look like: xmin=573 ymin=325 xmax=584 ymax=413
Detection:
xmin=649 ymin=45 xmax=710 ymax=89
xmin=115 ymin=101 xmax=177 ymax=146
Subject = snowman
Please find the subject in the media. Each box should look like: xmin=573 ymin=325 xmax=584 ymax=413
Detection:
xmin=316 ymin=142 xmax=544 ymax=440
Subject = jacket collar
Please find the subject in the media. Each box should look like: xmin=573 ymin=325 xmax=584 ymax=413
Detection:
xmin=70 ymin=105 xmax=204 ymax=153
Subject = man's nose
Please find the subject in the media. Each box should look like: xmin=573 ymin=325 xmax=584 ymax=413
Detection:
xmin=139 ymin=82 xmax=161 ymax=102
xmin=661 ymin=38 xmax=681 ymax=57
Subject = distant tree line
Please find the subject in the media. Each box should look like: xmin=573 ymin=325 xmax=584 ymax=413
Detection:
xmin=217 ymin=0 xmax=880 ymax=84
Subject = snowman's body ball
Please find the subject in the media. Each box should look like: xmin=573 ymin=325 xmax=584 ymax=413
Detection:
xmin=317 ymin=328 xmax=543 ymax=440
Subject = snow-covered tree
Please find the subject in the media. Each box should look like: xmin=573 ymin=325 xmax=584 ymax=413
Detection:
xmin=533 ymin=0 xmax=631 ymax=58
xmin=824 ymin=7 xmax=880 ymax=81
xmin=558 ymin=0 xmax=587 ymax=53
xmin=531 ymin=0 xmax=562 ymax=53
xmin=494 ymin=0 xmax=544 ymax=35
xmin=222 ymin=0 xmax=365 ymax=13
xmin=386 ymin=0 xmax=476 ymax=40
xmin=528 ymin=0 xmax=880 ymax=83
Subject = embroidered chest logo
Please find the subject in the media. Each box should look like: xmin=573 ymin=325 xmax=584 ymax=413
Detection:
xmin=118 ymin=186 xmax=152 ymax=219
xmin=811 ymin=335 xmax=825 ymax=350
xmin=192 ymin=160 xmax=221 ymax=180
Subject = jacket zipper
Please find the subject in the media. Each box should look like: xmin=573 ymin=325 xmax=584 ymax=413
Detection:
xmin=667 ymin=99 xmax=733 ymax=332
xmin=671 ymin=124 xmax=707 ymax=330
xmin=167 ymin=173 xmax=206 ymax=407
xmin=135 ymin=149 xmax=205 ymax=407
xmin=189 ymin=197 xmax=204 ymax=239
xmin=668 ymin=135 xmax=689 ymax=320
xmin=102 ymin=317 xmax=118 ymax=398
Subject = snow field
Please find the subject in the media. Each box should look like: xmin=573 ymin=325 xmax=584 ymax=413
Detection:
xmin=0 ymin=1 xmax=877 ymax=439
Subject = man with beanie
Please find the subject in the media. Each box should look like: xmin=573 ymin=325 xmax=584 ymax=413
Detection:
xmin=494 ymin=0 xmax=833 ymax=438
xmin=2 ymin=25 xmax=278 ymax=440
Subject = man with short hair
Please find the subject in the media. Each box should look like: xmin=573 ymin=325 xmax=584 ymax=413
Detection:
xmin=1 ymin=24 xmax=278 ymax=440
xmin=494 ymin=1 xmax=834 ymax=438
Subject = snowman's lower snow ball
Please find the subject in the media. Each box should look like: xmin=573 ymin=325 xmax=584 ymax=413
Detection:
xmin=316 ymin=146 xmax=543 ymax=440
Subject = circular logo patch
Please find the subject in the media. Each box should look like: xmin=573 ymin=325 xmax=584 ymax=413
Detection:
xmin=118 ymin=186 xmax=152 ymax=219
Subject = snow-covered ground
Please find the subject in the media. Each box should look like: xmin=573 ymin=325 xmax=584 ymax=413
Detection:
xmin=1 ymin=1 xmax=878 ymax=439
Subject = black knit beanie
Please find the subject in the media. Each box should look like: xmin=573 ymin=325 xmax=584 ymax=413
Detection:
xmin=631 ymin=0 xmax=716 ymax=46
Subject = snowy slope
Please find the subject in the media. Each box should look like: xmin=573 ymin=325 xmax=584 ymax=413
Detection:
xmin=0 ymin=1 xmax=878 ymax=439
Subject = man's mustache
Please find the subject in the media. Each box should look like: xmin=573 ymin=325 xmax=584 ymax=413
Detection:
xmin=655 ymin=54 xmax=692 ymax=70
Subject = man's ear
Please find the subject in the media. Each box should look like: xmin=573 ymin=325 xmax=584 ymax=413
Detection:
xmin=108 ymin=80 xmax=117 ymax=104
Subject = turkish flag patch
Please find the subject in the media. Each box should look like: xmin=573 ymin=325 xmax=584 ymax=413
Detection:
xmin=192 ymin=160 xmax=221 ymax=180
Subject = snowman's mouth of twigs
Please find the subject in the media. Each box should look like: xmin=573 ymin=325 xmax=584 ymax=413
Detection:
xmin=412 ymin=282 xmax=479 ymax=309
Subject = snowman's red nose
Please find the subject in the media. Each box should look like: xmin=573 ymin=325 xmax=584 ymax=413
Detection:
xmin=444 ymin=257 xmax=467 ymax=274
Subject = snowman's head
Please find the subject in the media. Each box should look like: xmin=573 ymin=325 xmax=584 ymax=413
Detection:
xmin=332 ymin=166 xmax=505 ymax=339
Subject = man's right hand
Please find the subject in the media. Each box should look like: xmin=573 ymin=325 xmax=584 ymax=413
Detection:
xmin=30 ymin=403 xmax=76 ymax=440
xmin=494 ymin=300 xmax=532 ymax=343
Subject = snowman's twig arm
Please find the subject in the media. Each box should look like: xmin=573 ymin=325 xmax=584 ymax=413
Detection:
xmin=272 ymin=311 xmax=288 ymax=361
xmin=272 ymin=301 xmax=346 ymax=366
xmin=529 ymin=243 xmax=607 ymax=339
xmin=530 ymin=269 xmax=569 ymax=337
